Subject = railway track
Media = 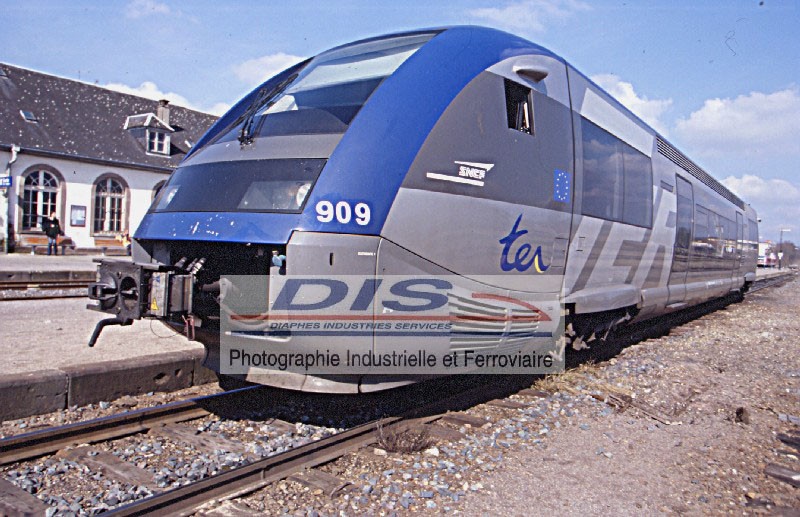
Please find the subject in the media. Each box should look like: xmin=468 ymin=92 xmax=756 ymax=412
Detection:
xmin=108 ymin=416 xmax=416 ymax=516
xmin=0 ymin=388 xmax=259 ymax=466
xmin=104 ymin=375 xmax=525 ymax=516
xmin=748 ymin=270 xmax=795 ymax=293
xmin=0 ymin=375 xmax=532 ymax=515
xmin=0 ymin=275 xmax=95 ymax=300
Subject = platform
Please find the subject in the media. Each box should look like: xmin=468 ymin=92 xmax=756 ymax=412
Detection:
xmin=0 ymin=253 xmax=214 ymax=422
xmin=755 ymin=267 xmax=794 ymax=280
xmin=0 ymin=252 xmax=121 ymax=274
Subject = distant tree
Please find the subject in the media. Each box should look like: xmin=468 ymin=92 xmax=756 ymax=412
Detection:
xmin=780 ymin=241 xmax=797 ymax=266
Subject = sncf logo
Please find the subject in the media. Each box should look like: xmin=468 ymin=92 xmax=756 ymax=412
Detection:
xmin=426 ymin=160 xmax=494 ymax=187
xmin=455 ymin=161 xmax=494 ymax=182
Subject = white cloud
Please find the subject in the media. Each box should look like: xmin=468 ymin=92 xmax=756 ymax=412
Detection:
xmin=125 ymin=0 xmax=170 ymax=19
xmin=104 ymin=81 xmax=229 ymax=116
xmin=675 ymin=87 xmax=800 ymax=158
xmin=721 ymin=174 xmax=800 ymax=241
xmin=468 ymin=0 xmax=590 ymax=33
xmin=233 ymin=53 xmax=305 ymax=87
xmin=723 ymin=174 xmax=800 ymax=204
xmin=205 ymin=102 xmax=233 ymax=117
xmin=590 ymin=74 xmax=672 ymax=135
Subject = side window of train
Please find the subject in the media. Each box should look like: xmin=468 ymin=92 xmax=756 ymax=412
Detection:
xmin=622 ymin=145 xmax=653 ymax=227
xmin=693 ymin=206 xmax=709 ymax=257
xmin=736 ymin=213 xmax=744 ymax=261
xmin=580 ymin=118 xmax=653 ymax=227
xmin=504 ymin=79 xmax=533 ymax=135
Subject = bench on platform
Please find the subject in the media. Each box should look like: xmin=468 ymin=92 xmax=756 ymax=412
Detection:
xmin=94 ymin=237 xmax=129 ymax=256
xmin=14 ymin=234 xmax=128 ymax=255
xmin=20 ymin=235 xmax=76 ymax=255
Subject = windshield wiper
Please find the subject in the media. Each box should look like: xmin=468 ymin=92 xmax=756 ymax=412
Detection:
xmin=238 ymin=73 xmax=298 ymax=146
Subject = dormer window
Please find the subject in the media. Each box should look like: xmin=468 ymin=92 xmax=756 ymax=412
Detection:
xmin=147 ymin=129 xmax=169 ymax=155
xmin=125 ymin=102 xmax=174 ymax=157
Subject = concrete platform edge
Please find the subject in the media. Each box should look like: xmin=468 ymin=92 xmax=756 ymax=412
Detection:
xmin=0 ymin=270 xmax=97 ymax=282
xmin=0 ymin=349 xmax=216 ymax=421
xmin=0 ymin=370 xmax=68 ymax=421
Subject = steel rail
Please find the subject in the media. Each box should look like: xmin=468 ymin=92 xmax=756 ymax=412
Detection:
xmin=106 ymin=415 xmax=416 ymax=517
xmin=0 ymin=281 xmax=90 ymax=289
xmin=0 ymin=387 xmax=262 ymax=465
xmin=5 ymin=273 xmax=792 ymax=512
xmin=0 ymin=279 xmax=93 ymax=300
xmin=105 ymin=379 xmax=505 ymax=516
xmin=749 ymin=271 xmax=794 ymax=293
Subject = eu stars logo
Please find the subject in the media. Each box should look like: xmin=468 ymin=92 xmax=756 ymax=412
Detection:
xmin=554 ymin=169 xmax=571 ymax=203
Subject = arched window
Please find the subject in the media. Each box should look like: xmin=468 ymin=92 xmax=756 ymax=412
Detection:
xmin=93 ymin=177 xmax=127 ymax=234
xmin=22 ymin=170 xmax=60 ymax=230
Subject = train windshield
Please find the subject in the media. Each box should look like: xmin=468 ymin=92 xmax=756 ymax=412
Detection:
xmin=151 ymin=159 xmax=327 ymax=213
xmin=252 ymin=32 xmax=436 ymax=130
xmin=219 ymin=31 xmax=437 ymax=141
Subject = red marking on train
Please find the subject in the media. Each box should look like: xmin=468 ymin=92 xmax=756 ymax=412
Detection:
xmin=471 ymin=292 xmax=552 ymax=321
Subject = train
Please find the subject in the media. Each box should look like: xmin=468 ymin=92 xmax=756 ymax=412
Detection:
xmin=87 ymin=26 xmax=758 ymax=393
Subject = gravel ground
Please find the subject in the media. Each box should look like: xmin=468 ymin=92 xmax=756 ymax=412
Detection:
xmin=3 ymin=276 xmax=798 ymax=515
xmin=458 ymin=278 xmax=800 ymax=515
xmin=224 ymin=277 xmax=800 ymax=515
xmin=0 ymin=374 xmax=483 ymax=514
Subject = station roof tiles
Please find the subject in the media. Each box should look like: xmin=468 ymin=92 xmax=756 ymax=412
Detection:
xmin=0 ymin=62 xmax=218 ymax=171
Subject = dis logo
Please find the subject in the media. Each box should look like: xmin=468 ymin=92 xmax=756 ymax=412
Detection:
xmin=499 ymin=214 xmax=550 ymax=274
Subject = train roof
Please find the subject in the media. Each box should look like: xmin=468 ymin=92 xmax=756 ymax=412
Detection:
xmin=322 ymin=25 xmax=562 ymax=61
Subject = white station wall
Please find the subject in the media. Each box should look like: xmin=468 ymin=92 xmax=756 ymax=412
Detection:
xmin=4 ymin=150 xmax=170 ymax=248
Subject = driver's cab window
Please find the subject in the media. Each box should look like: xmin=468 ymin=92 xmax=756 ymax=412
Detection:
xmin=504 ymin=79 xmax=534 ymax=135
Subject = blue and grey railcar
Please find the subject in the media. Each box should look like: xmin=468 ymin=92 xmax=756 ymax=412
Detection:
xmin=87 ymin=26 xmax=757 ymax=392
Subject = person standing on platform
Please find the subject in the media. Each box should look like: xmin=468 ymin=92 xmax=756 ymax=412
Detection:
xmin=42 ymin=212 xmax=63 ymax=255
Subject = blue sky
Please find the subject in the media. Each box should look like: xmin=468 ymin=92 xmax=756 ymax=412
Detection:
xmin=3 ymin=0 xmax=798 ymax=241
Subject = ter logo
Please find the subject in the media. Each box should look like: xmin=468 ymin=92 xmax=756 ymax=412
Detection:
xmin=499 ymin=214 xmax=549 ymax=274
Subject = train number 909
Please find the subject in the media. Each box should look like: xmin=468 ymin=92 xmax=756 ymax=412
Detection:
xmin=315 ymin=200 xmax=370 ymax=226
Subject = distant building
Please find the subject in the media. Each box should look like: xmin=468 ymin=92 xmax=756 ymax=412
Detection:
xmin=0 ymin=63 xmax=217 ymax=253
xmin=758 ymin=241 xmax=777 ymax=267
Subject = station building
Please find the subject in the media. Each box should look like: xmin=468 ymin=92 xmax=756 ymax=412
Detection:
xmin=0 ymin=63 xmax=217 ymax=253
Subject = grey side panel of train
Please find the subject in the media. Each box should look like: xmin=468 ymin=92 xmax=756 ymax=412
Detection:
xmin=384 ymin=53 xmax=757 ymax=327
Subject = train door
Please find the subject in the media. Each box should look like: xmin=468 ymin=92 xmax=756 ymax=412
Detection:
xmin=667 ymin=175 xmax=693 ymax=305
xmin=488 ymin=53 xmax=575 ymax=288
xmin=734 ymin=212 xmax=744 ymax=279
